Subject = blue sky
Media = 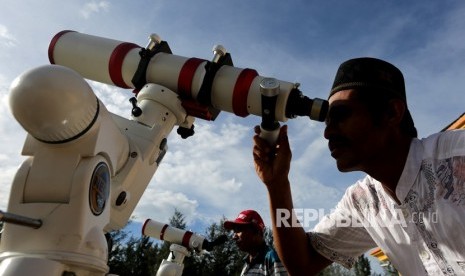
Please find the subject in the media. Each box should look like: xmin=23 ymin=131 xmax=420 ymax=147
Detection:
xmin=1 ymin=0 xmax=465 ymax=266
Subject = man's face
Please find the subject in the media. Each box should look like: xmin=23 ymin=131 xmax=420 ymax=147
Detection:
xmin=324 ymin=89 xmax=391 ymax=172
xmin=232 ymin=224 xmax=260 ymax=253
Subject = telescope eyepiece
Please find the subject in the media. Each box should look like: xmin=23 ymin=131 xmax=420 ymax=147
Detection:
xmin=285 ymin=89 xmax=328 ymax=122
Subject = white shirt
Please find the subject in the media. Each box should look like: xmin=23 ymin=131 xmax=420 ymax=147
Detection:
xmin=308 ymin=130 xmax=465 ymax=275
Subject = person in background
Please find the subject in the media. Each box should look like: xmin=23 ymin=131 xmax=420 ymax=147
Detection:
xmin=253 ymin=57 xmax=465 ymax=275
xmin=224 ymin=209 xmax=288 ymax=276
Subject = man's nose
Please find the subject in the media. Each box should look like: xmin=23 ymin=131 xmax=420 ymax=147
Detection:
xmin=323 ymin=118 xmax=338 ymax=140
xmin=323 ymin=124 xmax=333 ymax=140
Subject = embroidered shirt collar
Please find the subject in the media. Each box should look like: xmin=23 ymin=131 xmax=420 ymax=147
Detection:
xmin=395 ymin=138 xmax=423 ymax=203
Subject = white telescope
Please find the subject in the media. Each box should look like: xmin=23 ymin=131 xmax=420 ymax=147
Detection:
xmin=142 ymin=219 xmax=227 ymax=276
xmin=48 ymin=30 xmax=327 ymax=123
xmin=142 ymin=218 xmax=226 ymax=252
xmin=0 ymin=65 xmax=192 ymax=275
xmin=142 ymin=219 xmax=206 ymax=252
xmin=0 ymin=30 xmax=327 ymax=276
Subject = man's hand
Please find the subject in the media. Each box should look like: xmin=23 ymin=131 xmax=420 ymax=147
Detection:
xmin=252 ymin=125 xmax=292 ymax=187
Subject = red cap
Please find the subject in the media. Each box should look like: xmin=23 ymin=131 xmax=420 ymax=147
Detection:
xmin=224 ymin=210 xmax=265 ymax=232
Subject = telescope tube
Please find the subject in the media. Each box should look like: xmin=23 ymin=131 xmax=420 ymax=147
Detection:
xmin=49 ymin=31 xmax=327 ymax=122
xmin=142 ymin=219 xmax=206 ymax=251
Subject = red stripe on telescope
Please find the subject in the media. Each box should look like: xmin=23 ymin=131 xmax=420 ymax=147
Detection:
xmin=48 ymin=30 xmax=76 ymax=64
xmin=182 ymin=231 xmax=193 ymax=248
xmin=232 ymin=68 xmax=258 ymax=117
xmin=159 ymin=224 xmax=169 ymax=241
xmin=178 ymin=58 xmax=205 ymax=98
xmin=141 ymin=219 xmax=151 ymax=235
xmin=108 ymin=42 xmax=140 ymax=88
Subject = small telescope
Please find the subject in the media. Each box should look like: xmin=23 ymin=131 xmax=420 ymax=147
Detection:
xmin=142 ymin=218 xmax=226 ymax=252
xmin=142 ymin=218 xmax=228 ymax=276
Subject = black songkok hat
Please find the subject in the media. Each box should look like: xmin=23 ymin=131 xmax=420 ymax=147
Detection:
xmin=329 ymin=57 xmax=417 ymax=137
xmin=329 ymin=57 xmax=406 ymax=102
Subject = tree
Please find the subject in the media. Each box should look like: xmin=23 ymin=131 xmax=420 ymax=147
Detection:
xmin=107 ymin=222 xmax=131 ymax=273
xmin=264 ymin=226 xmax=274 ymax=250
xmin=382 ymin=261 xmax=399 ymax=276
xmin=353 ymin=254 xmax=372 ymax=276
xmin=317 ymin=254 xmax=374 ymax=276
xmin=317 ymin=262 xmax=352 ymax=276
xmin=128 ymin=235 xmax=159 ymax=275
xmin=187 ymin=217 xmax=244 ymax=276
xmin=108 ymin=221 xmax=160 ymax=276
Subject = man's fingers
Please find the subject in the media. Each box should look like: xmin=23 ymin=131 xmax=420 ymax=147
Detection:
xmin=253 ymin=144 xmax=270 ymax=163
xmin=277 ymin=125 xmax=290 ymax=150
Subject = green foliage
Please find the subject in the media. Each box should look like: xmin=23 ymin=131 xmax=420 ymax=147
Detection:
xmin=353 ymin=254 xmax=372 ymax=276
xmin=185 ymin=216 xmax=244 ymax=276
xmin=381 ymin=262 xmax=399 ymax=276
xmin=264 ymin=227 xmax=274 ymax=249
xmin=108 ymin=221 xmax=159 ymax=275
xmin=317 ymin=262 xmax=353 ymax=276
xmin=317 ymin=255 xmax=377 ymax=276
xmin=169 ymin=209 xmax=187 ymax=229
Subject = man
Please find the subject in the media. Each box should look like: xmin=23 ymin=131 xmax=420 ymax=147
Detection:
xmin=224 ymin=209 xmax=288 ymax=275
xmin=252 ymin=57 xmax=465 ymax=275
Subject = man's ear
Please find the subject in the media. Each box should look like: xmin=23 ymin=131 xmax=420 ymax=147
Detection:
xmin=387 ymin=98 xmax=406 ymax=125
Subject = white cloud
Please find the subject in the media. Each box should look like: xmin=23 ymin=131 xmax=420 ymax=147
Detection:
xmin=90 ymin=81 xmax=131 ymax=116
xmin=80 ymin=1 xmax=110 ymax=19
xmin=133 ymin=120 xmax=256 ymax=222
xmin=134 ymin=189 xmax=199 ymax=224
xmin=0 ymin=24 xmax=16 ymax=47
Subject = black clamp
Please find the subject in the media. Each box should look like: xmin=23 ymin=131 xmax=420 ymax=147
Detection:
xmin=129 ymin=35 xmax=172 ymax=117
xmin=131 ymin=40 xmax=172 ymax=92
xmin=195 ymin=52 xmax=233 ymax=119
